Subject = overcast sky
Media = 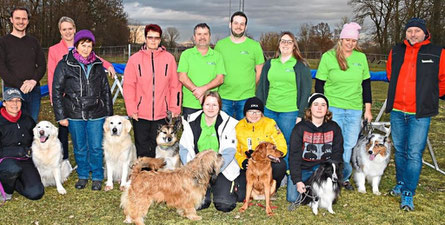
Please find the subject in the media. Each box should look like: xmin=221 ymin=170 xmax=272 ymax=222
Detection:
xmin=123 ymin=0 xmax=356 ymax=43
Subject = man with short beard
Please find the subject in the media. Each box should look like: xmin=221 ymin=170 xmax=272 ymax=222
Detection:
xmin=0 ymin=7 xmax=46 ymax=122
xmin=215 ymin=11 xmax=264 ymax=120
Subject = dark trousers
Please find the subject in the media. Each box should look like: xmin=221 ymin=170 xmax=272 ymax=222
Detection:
xmin=235 ymin=159 xmax=287 ymax=202
xmin=58 ymin=123 xmax=70 ymax=160
xmin=198 ymin=173 xmax=237 ymax=212
xmin=132 ymin=118 xmax=167 ymax=158
xmin=0 ymin=158 xmax=44 ymax=200
xmin=182 ymin=107 xmax=200 ymax=120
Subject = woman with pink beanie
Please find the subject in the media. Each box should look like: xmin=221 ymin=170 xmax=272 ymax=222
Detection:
xmin=314 ymin=22 xmax=372 ymax=191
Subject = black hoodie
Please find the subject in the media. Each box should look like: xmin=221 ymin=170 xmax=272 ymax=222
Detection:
xmin=289 ymin=120 xmax=344 ymax=184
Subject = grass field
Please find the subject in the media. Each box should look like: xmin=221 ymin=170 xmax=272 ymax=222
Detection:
xmin=1 ymin=63 xmax=445 ymax=225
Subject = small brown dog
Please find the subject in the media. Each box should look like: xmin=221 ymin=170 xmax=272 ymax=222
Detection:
xmin=239 ymin=142 xmax=283 ymax=216
xmin=121 ymin=150 xmax=224 ymax=224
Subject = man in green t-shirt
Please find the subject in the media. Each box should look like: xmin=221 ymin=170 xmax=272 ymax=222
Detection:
xmin=214 ymin=11 xmax=264 ymax=120
xmin=178 ymin=23 xmax=226 ymax=118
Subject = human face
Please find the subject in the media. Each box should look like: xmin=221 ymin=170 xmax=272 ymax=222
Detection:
xmin=279 ymin=34 xmax=295 ymax=57
xmin=406 ymin=27 xmax=426 ymax=45
xmin=145 ymin=30 xmax=161 ymax=50
xmin=194 ymin=27 xmax=211 ymax=48
xmin=3 ymin=98 xmax=22 ymax=116
xmin=203 ymin=96 xmax=220 ymax=119
xmin=230 ymin=15 xmax=246 ymax=38
xmin=59 ymin=22 xmax=76 ymax=42
xmin=76 ymin=40 xmax=93 ymax=59
xmin=341 ymin=38 xmax=357 ymax=54
xmin=310 ymin=98 xmax=328 ymax=121
xmin=10 ymin=10 xmax=29 ymax=33
xmin=246 ymin=110 xmax=262 ymax=123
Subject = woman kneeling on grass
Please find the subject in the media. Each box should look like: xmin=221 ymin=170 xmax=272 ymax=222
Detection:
xmin=52 ymin=30 xmax=113 ymax=191
xmin=287 ymin=93 xmax=343 ymax=202
xmin=179 ymin=91 xmax=239 ymax=212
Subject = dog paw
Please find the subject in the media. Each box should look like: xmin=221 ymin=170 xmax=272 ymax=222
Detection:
xmin=119 ymin=185 xmax=127 ymax=191
xmin=328 ymin=209 xmax=335 ymax=214
xmin=373 ymin=191 xmax=381 ymax=195
xmin=104 ymin=185 xmax=113 ymax=191
xmin=187 ymin=215 xmax=202 ymax=221
xmin=358 ymin=188 xmax=366 ymax=193
xmin=123 ymin=216 xmax=132 ymax=224
xmin=57 ymin=188 xmax=67 ymax=195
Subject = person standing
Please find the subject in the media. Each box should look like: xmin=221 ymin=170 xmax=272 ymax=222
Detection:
xmin=315 ymin=22 xmax=372 ymax=190
xmin=215 ymin=11 xmax=264 ymax=120
xmin=123 ymin=24 xmax=182 ymax=158
xmin=0 ymin=7 xmax=46 ymax=122
xmin=385 ymin=18 xmax=445 ymax=211
xmin=178 ymin=23 xmax=225 ymax=119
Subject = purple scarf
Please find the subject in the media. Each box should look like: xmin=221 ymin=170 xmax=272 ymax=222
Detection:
xmin=72 ymin=48 xmax=97 ymax=65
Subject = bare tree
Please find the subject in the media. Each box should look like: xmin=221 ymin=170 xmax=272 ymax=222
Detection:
xmin=310 ymin=22 xmax=334 ymax=53
xmin=298 ymin=23 xmax=311 ymax=54
xmin=259 ymin=32 xmax=280 ymax=52
xmin=163 ymin=27 xmax=180 ymax=48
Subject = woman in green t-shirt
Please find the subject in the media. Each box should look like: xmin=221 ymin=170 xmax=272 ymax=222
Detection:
xmin=315 ymin=22 xmax=372 ymax=191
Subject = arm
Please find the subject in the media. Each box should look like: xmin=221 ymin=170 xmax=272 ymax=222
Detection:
xmin=219 ymin=122 xmax=238 ymax=172
xmin=254 ymin=42 xmax=265 ymax=85
xmin=101 ymin=65 xmax=113 ymax=116
xmin=47 ymin=47 xmax=58 ymax=102
xmin=289 ymin=125 xmax=304 ymax=184
xmin=0 ymin=39 xmax=22 ymax=88
xmin=97 ymin=56 xmax=115 ymax=77
xmin=268 ymin=119 xmax=288 ymax=157
xmin=52 ymin=62 xmax=67 ymax=122
xmin=178 ymin=118 xmax=195 ymax=165
xmin=32 ymin=40 xmax=47 ymax=83
xmin=255 ymin=60 xmax=270 ymax=102
xmin=167 ymin=58 xmax=182 ymax=117
xmin=122 ymin=58 xmax=139 ymax=120
xmin=255 ymin=63 xmax=264 ymax=85
xmin=438 ymin=49 xmax=445 ymax=99
xmin=314 ymin=79 xmax=325 ymax=93
xmin=331 ymin=122 xmax=344 ymax=162
xmin=297 ymin=64 xmax=312 ymax=119
xmin=386 ymin=50 xmax=393 ymax=81
xmin=362 ymin=78 xmax=372 ymax=122
xmin=234 ymin=124 xmax=248 ymax=168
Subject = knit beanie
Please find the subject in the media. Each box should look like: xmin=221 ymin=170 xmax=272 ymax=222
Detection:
xmin=405 ymin=18 xmax=428 ymax=36
xmin=307 ymin=93 xmax=329 ymax=108
xmin=74 ymin=30 xmax=96 ymax=47
xmin=243 ymin=97 xmax=264 ymax=116
xmin=340 ymin=22 xmax=361 ymax=40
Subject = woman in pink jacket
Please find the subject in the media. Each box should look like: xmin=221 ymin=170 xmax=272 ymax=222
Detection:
xmin=123 ymin=24 xmax=182 ymax=157
xmin=47 ymin=16 xmax=116 ymax=160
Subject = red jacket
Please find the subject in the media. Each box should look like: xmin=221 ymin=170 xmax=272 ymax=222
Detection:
xmin=123 ymin=46 xmax=182 ymax=121
xmin=47 ymin=39 xmax=113 ymax=101
xmin=386 ymin=38 xmax=445 ymax=113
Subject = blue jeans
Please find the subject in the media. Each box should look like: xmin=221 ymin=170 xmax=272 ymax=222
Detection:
xmin=330 ymin=106 xmax=362 ymax=181
xmin=390 ymin=110 xmax=430 ymax=195
xmin=264 ymin=107 xmax=298 ymax=168
xmin=287 ymin=165 xmax=320 ymax=202
xmin=221 ymin=99 xmax=247 ymax=120
xmin=68 ymin=118 xmax=105 ymax=181
xmin=4 ymin=86 xmax=40 ymax=122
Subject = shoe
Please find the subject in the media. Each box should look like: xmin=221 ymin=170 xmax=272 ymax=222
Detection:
xmin=400 ymin=191 xmax=414 ymax=211
xmin=389 ymin=181 xmax=404 ymax=196
xmin=343 ymin=181 xmax=354 ymax=191
xmin=75 ymin=179 xmax=88 ymax=189
xmin=0 ymin=193 xmax=12 ymax=201
xmin=91 ymin=181 xmax=102 ymax=191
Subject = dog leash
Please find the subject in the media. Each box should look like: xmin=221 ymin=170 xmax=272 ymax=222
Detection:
xmin=0 ymin=157 xmax=30 ymax=205
xmin=288 ymin=186 xmax=318 ymax=211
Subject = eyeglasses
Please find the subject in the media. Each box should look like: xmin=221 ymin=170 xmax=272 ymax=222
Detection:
xmin=146 ymin=36 xmax=161 ymax=41
xmin=5 ymin=99 xmax=22 ymax=104
xmin=246 ymin=110 xmax=261 ymax=115
xmin=280 ymin=39 xmax=293 ymax=45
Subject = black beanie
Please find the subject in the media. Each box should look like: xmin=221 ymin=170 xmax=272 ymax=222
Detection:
xmin=405 ymin=18 xmax=429 ymax=37
xmin=307 ymin=93 xmax=329 ymax=108
xmin=243 ymin=97 xmax=264 ymax=115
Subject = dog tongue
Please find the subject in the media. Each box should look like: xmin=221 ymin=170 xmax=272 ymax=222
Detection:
xmin=369 ymin=154 xmax=375 ymax=161
xmin=40 ymin=136 xmax=47 ymax=143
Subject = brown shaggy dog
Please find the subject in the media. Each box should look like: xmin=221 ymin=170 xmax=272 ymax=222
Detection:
xmin=239 ymin=142 xmax=283 ymax=216
xmin=121 ymin=150 xmax=224 ymax=224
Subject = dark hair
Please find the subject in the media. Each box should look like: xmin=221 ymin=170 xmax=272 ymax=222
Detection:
xmin=75 ymin=38 xmax=94 ymax=48
xmin=231 ymin=11 xmax=248 ymax=24
xmin=194 ymin=23 xmax=211 ymax=35
xmin=275 ymin=31 xmax=308 ymax=66
xmin=144 ymin=24 xmax=162 ymax=37
xmin=10 ymin=7 xmax=29 ymax=18
xmin=201 ymin=91 xmax=222 ymax=110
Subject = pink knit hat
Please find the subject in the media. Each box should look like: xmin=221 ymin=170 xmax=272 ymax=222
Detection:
xmin=340 ymin=22 xmax=361 ymax=40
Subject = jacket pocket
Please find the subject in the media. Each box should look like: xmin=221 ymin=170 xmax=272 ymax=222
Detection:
xmin=79 ymin=96 xmax=100 ymax=111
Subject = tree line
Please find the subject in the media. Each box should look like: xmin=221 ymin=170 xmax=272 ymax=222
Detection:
xmin=0 ymin=0 xmax=129 ymax=47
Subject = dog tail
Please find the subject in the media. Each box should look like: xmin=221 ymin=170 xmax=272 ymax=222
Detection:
xmin=131 ymin=157 xmax=166 ymax=175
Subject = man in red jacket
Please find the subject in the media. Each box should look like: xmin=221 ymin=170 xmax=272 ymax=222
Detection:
xmin=385 ymin=18 xmax=445 ymax=211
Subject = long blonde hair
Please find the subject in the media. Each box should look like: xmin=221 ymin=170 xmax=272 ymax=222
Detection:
xmin=335 ymin=39 xmax=362 ymax=71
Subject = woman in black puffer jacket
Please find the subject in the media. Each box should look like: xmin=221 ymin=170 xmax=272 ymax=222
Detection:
xmin=52 ymin=30 xmax=112 ymax=191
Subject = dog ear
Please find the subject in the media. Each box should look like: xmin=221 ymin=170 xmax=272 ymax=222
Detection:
xmin=252 ymin=143 xmax=266 ymax=161
xmin=103 ymin=117 xmax=110 ymax=132
xmin=173 ymin=117 xmax=182 ymax=133
xmin=123 ymin=117 xmax=132 ymax=133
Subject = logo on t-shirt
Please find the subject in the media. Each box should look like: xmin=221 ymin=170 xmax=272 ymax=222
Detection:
xmin=240 ymin=51 xmax=249 ymax=55
xmin=207 ymin=61 xmax=216 ymax=65
xmin=285 ymin=68 xmax=293 ymax=73
xmin=352 ymin=63 xmax=362 ymax=67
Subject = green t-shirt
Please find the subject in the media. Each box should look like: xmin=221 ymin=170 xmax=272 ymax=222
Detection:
xmin=177 ymin=47 xmax=226 ymax=109
xmin=197 ymin=115 xmax=219 ymax=152
xmin=265 ymin=56 xmax=298 ymax=112
xmin=214 ymin=37 xmax=264 ymax=100
xmin=316 ymin=50 xmax=370 ymax=110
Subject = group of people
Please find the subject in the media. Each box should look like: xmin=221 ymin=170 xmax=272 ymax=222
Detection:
xmin=0 ymin=7 xmax=444 ymax=215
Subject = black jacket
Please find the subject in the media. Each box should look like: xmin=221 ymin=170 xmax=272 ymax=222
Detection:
xmin=0 ymin=111 xmax=35 ymax=158
xmin=52 ymin=50 xmax=113 ymax=121
xmin=289 ymin=120 xmax=344 ymax=184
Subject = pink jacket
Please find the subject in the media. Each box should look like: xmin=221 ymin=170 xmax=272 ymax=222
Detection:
xmin=47 ymin=39 xmax=112 ymax=101
xmin=123 ymin=47 xmax=182 ymax=121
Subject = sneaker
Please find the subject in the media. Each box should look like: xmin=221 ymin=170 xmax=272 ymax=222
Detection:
xmin=75 ymin=179 xmax=88 ymax=189
xmin=400 ymin=191 xmax=414 ymax=211
xmin=390 ymin=181 xmax=404 ymax=196
xmin=343 ymin=181 xmax=354 ymax=191
xmin=0 ymin=193 xmax=12 ymax=201
xmin=91 ymin=180 xmax=102 ymax=191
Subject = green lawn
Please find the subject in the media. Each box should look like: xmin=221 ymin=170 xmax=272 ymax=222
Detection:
xmin=1 ymin=69 xmax=445 ymax=224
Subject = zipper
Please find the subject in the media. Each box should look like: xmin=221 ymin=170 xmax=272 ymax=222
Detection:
xmin=165 ymin=64 xmax=168 ymax=76
xmin=137 ymin=96 xmax=142 ymax=110
xmin=138 ymin=64 xmax=142 ymax=77
xmin=151 ymin=52 xmax=155 ymax=120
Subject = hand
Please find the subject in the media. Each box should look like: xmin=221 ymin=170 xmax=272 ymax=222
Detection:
xmin=364 ymin=110 xmax=373 ymax=123
xmin=59 ymin=119 xmax=69 ymax=127
xmin=297 ymin=182 xmax=306 ymax=194
xmin=242 ymin=159 xmax=249 ymax=170
xmin=20 ymin=80 xmax=37 ymax=94
xmin=132 ymin=113 xmax=138 ymax=121
xmin=192 ymin=86 xmax=207 ymax=100
xmin=296 ymin=117 xmax=302 ymax=124
xmin=245 ymin=149 xmax=254 ymax=158
xmin=171 ymin=112 xmax=180 ymax=118
xmin=107 ymin=66 xmax=116 ymax=78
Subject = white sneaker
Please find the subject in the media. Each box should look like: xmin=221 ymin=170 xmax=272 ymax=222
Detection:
xmin=1 ymin=193 xmax=12 ymax=201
